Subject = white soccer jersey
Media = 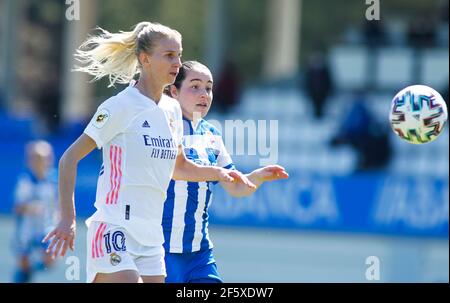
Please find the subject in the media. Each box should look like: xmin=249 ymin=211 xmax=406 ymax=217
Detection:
xmin=162 ymin=118 xmax=234 ymax=253
xmin=84 ymin=83 xmax=183 ymax=246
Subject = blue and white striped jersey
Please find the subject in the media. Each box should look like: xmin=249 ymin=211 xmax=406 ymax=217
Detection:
xmin=162 ymin=117 xmax=234 ymax=253
xmin=13 ymin=170 xmax=58 ymax=245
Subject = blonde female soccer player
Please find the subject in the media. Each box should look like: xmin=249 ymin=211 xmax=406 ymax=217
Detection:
xmin=42 ymin=22 xmax=255 ymax=283
xmin=163 ymin=61 xmax=289 ymax=283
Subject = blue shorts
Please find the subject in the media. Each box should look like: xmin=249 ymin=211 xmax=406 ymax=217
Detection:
xmin=165 ymin=249 xmax=223 ymax=283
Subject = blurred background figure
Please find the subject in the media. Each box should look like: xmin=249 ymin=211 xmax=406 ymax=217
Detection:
xmin=12 ymin=140 xmax=58 ymax=283
xmin=213 ymin=59 xmax=241 ymax=114
xmin=330 ymin=90 xmax=392 ymax=172
xmin=35 ymin=67 xmax=61 ymax=134
xmin=442 ymin=83 xmax=449 ymax=109
xmin=363 ymin=19 xmax=387 ymax=47
xmin=362 ymin=19 xmax=387 ymax=89
xmin=304 ymin=50 xmax=333 ymax=119
xmin=439 ymin=0 xmax=448 ymax=24
xmin=0 ymin=87 xmax=5 ymax=110
xmin=407 ymin=14 xmax=437 ymax=48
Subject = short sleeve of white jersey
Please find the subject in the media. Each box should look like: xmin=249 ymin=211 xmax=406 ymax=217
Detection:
xmin=84 ymin=97 xmax=129 ymax=149
xmin=216 ymin=136 xmax=234 ymax=169
xmin=14 ymin=175 xmax=33 ymax=205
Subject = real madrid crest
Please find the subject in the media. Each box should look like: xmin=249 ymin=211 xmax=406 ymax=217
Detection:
xmin=110 ymin=252 xmax=121 ymax=266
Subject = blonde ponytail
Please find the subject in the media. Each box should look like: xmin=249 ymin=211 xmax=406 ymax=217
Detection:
xmin=74 ymin=21 xmax=181 ymax=87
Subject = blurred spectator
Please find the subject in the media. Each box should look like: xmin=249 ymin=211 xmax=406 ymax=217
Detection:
xmin=36 ymin=67 xmax=61 ymax=134
xmin=330 ymin=91 xmax=391 ymax=172
xmin=441 ymin=83 xmax=449 ymax=110
xmin=214 ymin=59 xmax=241 ymax=113
xmin=304 ymin=51 xmax=333 ymax=119
xmin=12 ymin=140 xmax=58 ymax=283
xmin=362 ymin=20 xmax=387 ymax=89
xmin=407 ymin=14 xmax=437 ymax=48
xmin=363 ymin=20 xmax=387 ymax=47
xmin=438 ymin=0 xmax=448 ymax=24
xmin=0 ymin=87 xmax=5 ymax=112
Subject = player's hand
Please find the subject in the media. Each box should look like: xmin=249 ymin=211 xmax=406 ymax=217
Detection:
xmin=220 ymin=168 xmax=257 ymax=189
xmin=42 ymin=217 xmax=76 ymax=258
xmin=254 ymin=165 xmax=289 ymax=183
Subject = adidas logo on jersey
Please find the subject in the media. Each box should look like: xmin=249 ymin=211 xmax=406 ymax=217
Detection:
xmin=142 ymin=120 xmax=150 ymax=128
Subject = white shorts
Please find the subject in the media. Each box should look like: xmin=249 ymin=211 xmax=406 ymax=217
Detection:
xmin=86 ymin=221 xmax=166 ymax=283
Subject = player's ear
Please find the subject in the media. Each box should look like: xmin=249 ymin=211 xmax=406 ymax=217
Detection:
xmin=170 ymin=85 xmax=179 ymax=98
xmin=138 ymin=52 xmax=151 ymax=66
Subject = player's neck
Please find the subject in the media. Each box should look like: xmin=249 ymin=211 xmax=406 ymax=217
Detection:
xmin=135 ymin=75 xmax=163 ymax=104
xmin=183 ymin=112 xmax=202 ymax=129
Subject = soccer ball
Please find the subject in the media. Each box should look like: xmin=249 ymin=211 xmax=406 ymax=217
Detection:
xmin=389 ymin=85 xmax=448 ymax=144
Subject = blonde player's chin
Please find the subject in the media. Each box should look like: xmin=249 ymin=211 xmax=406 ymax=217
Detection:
xmin=167 ymin=74 xmax=177 ymax=83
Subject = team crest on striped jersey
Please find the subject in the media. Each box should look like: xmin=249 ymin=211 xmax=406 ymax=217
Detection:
xmin=204 ymin=130 xmax=215 ymax=144
xmin=93 ymin=109 xmax=110 ymax=129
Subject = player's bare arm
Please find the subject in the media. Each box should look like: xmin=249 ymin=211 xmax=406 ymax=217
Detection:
xmin=42 ymin=134 xmax=96 ymax=258
xmin=220 ymin=165 xmax=289 ymax=197
xmin=172 ymin=145 xmax=256 ymax=188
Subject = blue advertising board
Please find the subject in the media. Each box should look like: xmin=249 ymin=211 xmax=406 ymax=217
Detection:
xmin=2 ymin=158 xmax=448 ymax=238
xmin=209 ymin=171 xmax=449 ymax=238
